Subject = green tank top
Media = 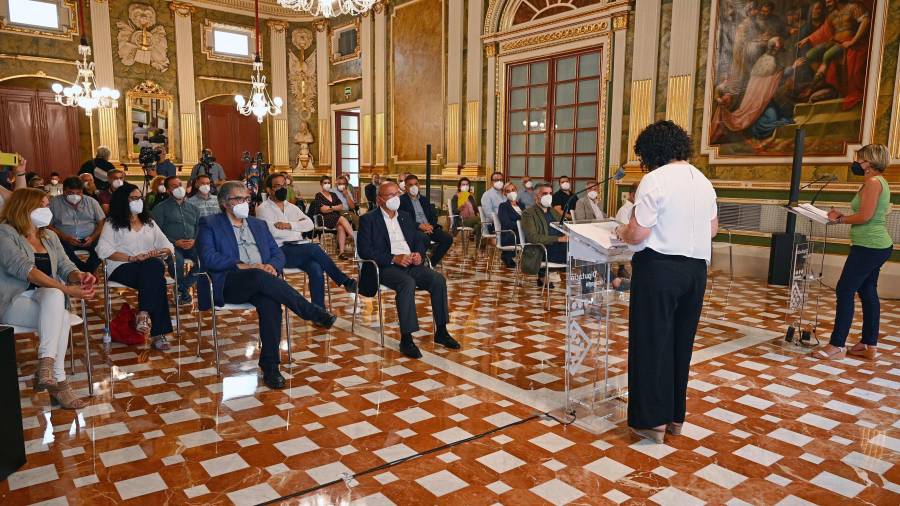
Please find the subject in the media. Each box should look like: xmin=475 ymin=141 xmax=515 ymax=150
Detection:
xmin=849 ymin=176 xmax=892 ymax=249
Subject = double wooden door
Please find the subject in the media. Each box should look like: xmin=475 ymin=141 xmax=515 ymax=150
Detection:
xmin=201 ymin=103 xmax=260 ymax=180
xmin=0 ymin=86 xmax=81 ymax=178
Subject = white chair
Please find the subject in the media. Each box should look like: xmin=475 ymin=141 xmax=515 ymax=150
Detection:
xmin=102 ymin=257 xmax=181 ymax=342
xmin=477 ymin=206 xmax=496 ymax=260
xmin=491 ymin=213 xmax=522 ymax=275
xmin=706 ymin=228 xmax=734 ymax=318
xmin=516 ymin=221 xmax=566 ymax=310
xmin=447 ymin=197 xmax=474 ymax=258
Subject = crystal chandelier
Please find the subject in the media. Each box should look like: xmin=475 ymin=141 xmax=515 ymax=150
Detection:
xmin=51 ymin=0 xmax=119 ymax=117
xmin=277 ymin=0 xmax=377 ymax=18
xmin=235 ymin=0 xmax=283 ymax=123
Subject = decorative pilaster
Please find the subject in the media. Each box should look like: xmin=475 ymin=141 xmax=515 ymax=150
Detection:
xmin=269 ymin=20 xmax=289 ymax=167
xmin=171 ymin=2 xmax=198 ymax=165
xmin=606 ymin=12 xmax=628 ymax=195
xmin=90 ymin=0 xmax=118 ymax=162
xmin=626 ymin=0 xmax=661 ymax=164
xmin=374 ymin=7 xmax=387 ymax=167
xmin=315 ymin=20 xmax=331 ymax=168
xmin=665 ymin=0 xmax=701 ymax=131
xmin=484 ymin=43 xmax=498 ymax=173
xmin=463 ymin=0 xmax=484 ymax=173
xmin=360 ymin=14 xmax=374 ymax=171
xmin=445 ymin=0 xmax=464 ymax=171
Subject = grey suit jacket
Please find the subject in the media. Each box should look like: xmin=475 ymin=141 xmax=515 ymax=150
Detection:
xmin=0 ymin=224 xmax=78 ymax=316
xmin=573 ymin=197 xmax=606 ymax=222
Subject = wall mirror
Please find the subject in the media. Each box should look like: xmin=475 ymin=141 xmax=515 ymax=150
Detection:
xmin=125 ymin=80 xmax=175 ymax=161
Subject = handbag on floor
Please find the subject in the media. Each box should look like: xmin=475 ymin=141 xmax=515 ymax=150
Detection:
xmin=109 ymin=303 xmax=145 ymax=345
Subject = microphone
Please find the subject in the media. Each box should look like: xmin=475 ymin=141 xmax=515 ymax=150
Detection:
xmin=809 ymin=174 xmax=838 ymax=205
xmin=799 ymin=174 xmax=836 ymax=191
xmin=559 ymin=166 xmax=626 ymax=225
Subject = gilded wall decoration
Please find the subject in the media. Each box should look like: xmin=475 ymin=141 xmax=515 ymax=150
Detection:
xmin=289 ymin=27 xmax=317 ymax=170
xmin=701 ymin=0 xmax=887 ymax=164
xmin=116 ymin=3 xmax=170 ymax=72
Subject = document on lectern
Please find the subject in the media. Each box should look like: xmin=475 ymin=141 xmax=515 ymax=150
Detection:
xmin=566 ymin=221 xmax=625 ymax=251
xmin=790 ymin=203 xmax=831 ymax=224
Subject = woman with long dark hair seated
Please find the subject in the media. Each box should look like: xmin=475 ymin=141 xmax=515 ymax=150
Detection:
xmin=96 ymin=183 xmax=175 ymax=350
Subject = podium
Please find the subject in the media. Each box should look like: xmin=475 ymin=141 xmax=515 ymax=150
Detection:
xmin=551 ymin=220 xmax=633 ymax=433
xmin=782 ymin=204 xmax=833 ymax=349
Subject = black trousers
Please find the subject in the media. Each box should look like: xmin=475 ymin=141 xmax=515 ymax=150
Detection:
xmin=425 ymin=226 xmax=453 ymax=266
xmin=830 ymin=245 xmax=892 ymax=346
xmin=222 ymin=269 xmax=329 ymax=368
xmin=61 ymin=240 xmax=100 ymax=273
xmin=627 ymin=248 xmax=706 ymax=429
xmin=379 ymin=264 xmax=449 ymax=335
xmin=108 ymin=258 xmax=173 ymax=337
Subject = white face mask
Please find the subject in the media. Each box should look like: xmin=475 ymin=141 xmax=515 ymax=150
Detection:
xmin=157 ymin=185 xmax=166 ymax=194
xmin=337 ymin=184 xmax=347 ymax=191
xmin=50 ymin=179 xmax=59 ymax=185
xmin=587 ymin=190 xmax=598 ymax=200
xmin=30 ymin=207 xmax=53 ymax=228
xmin=459 ymin=184 xmax=469 ymax=192
xmin=560 ymin=182 xmax=571 ymax=191
xmin=232 ymin=201 xmax=250 ymax=219
xmin=506 ymin=191 xmax=518 ymax=202
xmin=524 ymin=181 xmax=533 ymax=189
xmin=171 ymin=186 xmax=186 ymax=199
xmin=111 ymin=179 xmax=124 ymax=189
xmin=408 ymin=185 xmax=419 ymax=196
xmin=492 ymin=180 xmax=504 ymax=190
xmin=540 ymin=194 xmax=553 ymax=208
xmin=199 ymin=184 xmax=211 ymax=195
xmin=65 ymin=194 xmax=83 ymax=205
xmin=129 ymin=199 xmax=144 ymax=215
xmin=322 ymin=183 xmax=332 ymax=191
xmin=398 ymin=181 xmax=406 ymax=190
xmin=385 ymin=195 xmax=401 ymax=211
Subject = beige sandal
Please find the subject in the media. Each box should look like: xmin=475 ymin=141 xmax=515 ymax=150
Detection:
xmin=666 ymin=422 xmax=683 ymax=435
xmin=33 ymin=357 xmax=56 ymax=391
xmin=810 ymin=345 xmax=845 ymax=360
xmin=48 ymin=381 xmax=87 ymax=410
xmin=847 ymin=343 xmax=876 ymax=360
xmin=135 ymin=311 xmax=151 ymax=335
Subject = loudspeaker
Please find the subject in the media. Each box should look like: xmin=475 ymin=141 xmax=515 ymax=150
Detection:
xmin=0 ymin=326 xmax=25 ymax=480
xmin=768 ymin=232 xmax=805 ymax=285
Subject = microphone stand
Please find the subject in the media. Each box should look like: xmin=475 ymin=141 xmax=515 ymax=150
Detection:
xmin=559 ymin=169 xmax=626 ymax=226
xmin=809 ymin=175 xmax=837 ymax=205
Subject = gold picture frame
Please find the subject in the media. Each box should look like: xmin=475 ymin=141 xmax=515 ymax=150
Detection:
xmin=328 ymin=17 xmax=361 ymax=65
xmin=125 ymin=80 xmax=176 ymax=162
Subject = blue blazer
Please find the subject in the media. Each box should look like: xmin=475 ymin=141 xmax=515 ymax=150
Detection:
xmin=196 ymin=212 xmax=285 ymax=309
xmin=398 ymin=193 xmax=438 ymax=227
xmin=357 ymin=208 xmax=427 ymax=296
xmin=497 ymin=201 xmax=522 ymax=247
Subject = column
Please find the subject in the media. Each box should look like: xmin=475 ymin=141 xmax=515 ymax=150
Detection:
xmin=171 ymin=2 xmax=198 ymax=165
xmin=445 ymin=0 xmax=465 ymax=174
xmin=626 ymin=0 xmax=661 ymax=164
xmin=606 ymin=14 xmax=628 ymax=173
xmin=374 ymin=5 xmax=387 ymax=168
xmin=315 ymin=20 xmax=331 ymax=169
xmin=463 ymin=0 xmax=484 ymax=176
xmin=665 ymin=0 xmax=701 ymax=131
xmin=90 ymin=0 xmax=118 ymax=162
xmin=484 ymin=44 xmax=498 ymax=173
xmin=360 ymin=14 xmax=374 ymax=172
xmin=269 ymin=21 xmax=290 ymax=168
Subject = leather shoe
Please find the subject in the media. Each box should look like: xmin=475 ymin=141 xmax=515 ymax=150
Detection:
xmin=434 ymin=330 xmax=460 ymax=350
xmin=343 ymin=279 xmax=359 ymax=293
xmin=314 ymin=312 xmax=337 ymax=329
xmin=262 ymin=366 xmax=286 ymax=389
xmin=399 ymin=339 xmax=422 ymax=359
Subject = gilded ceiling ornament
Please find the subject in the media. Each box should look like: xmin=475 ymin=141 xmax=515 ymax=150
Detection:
xmin=612 ymin=14 xmax=628 ymax=31
xmin=292 ymin=28 xmax=314 ymax=51
xmin=500 ymin=23 xmax=604 ymax=52
xmin=168 ymin=1 xmax=195 ymax=17
xmin=268 ymin=20 xmax=289 ymax=33
xmin=313 ymin=19 xmax=328 ymax=33
xmin=117 ymin=3 xmax=169 ymax=72
xmin=484 ymin=44 xmax=496 ymax=57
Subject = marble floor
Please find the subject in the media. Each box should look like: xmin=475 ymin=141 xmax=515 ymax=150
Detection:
xmin=1 ymin=245 xmax=898 ymax=505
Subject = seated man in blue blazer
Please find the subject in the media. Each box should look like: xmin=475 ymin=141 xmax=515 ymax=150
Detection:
xmin=357 ymin=181 xmax=459 ymax=359
xmin=398 ymin=174 xmax=453 ymax=266
xmin=196 ymin=181 xmax=336 ymax=389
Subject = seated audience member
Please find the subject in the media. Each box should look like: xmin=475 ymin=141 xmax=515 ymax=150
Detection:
xmin=97 ymin=169 xmax=126 ymax=213
xmin=78 ymin=145 xmax=114 ymax=191
xmin=96 ymin=183 xmax=175 ymax=351
xmin=573 ymin=182 xmax=606 ymax=222
xmin=397 ymin=172 xmax=409 ymax=191
xmin=257 ymin=174 xmax=357 ymax=308
xmin=449 ymin=177 xmax=481 ymax=242
xmin=357 ymin=181 xmax=459 ymax=359
xmin=0 ymin=188 xmax=97 ymax=409
xmin=48 ymin=176 xmax=105 ymax=273
xmin=364 ymin=173 xmax=380 ymax=208
xmin=399 ymin=174 xmax=453 ymax=266
xmin=497 ymin=182 xmax=523 ymax=268
xmin=551 ymin=175 xmax=576 ymax=218
xmin=521 ymin=183 xmax=568 ymax=287
xmin=1 ymin=166 xmax=18 ymax=191
xmin=26 ymin=172 xmax=44 ymax=189
xmin=152 ymin=176 xmax=201 ymax=305
xmin=480 ymin=171 xmax=505 ymax=228
xmin=615 ymin=194 xmax=635 ymax=224
xmin=79 ymin=173 xmax=100 ymax=201
xmin=518 ymin=176 xmax=536 ymax=209
xmin=314 ymin=176 xmax=354 ymax=259
xmin=334 ymin=175 xmax=361 ymax=228
xmin=145 ymin=175 xmax=168 ymax=210
xmin=188 ymin=175 xmax=220 ymax=218
xmin=45 ymin=172 xmax=63 ymax=197
xmin=0 ymin=157 xmax=28 ymax=213
xmin=281 ymin=172 xmax=297 ymax=204
xmin=196 ymin=181 xmax=336 ymax=389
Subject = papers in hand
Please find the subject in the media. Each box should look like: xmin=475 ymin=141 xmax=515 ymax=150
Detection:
xmin=790 ymin=203 xmax=831 ymax=224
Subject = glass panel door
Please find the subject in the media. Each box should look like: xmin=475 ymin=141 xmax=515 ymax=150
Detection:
xmin=335 ymin=111 xmax=360 ymax=188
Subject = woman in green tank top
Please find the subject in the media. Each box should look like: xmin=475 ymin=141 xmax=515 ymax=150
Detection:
xmin=813 ymin=144 xmax=893 ymax=361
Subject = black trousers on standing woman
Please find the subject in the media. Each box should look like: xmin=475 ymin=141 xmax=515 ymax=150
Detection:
xmin=627 ymin=248 xmax=707 ymax=429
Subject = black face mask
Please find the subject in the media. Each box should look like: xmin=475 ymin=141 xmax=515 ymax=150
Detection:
xmin=850 ymin=161 xmax=865 ymax=176
xmin=274 ymin=187 xmax=289 ymax=201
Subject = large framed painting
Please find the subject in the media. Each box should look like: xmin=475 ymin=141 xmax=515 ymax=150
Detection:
xmin=700 ymin=0 xmax=888 ymax=164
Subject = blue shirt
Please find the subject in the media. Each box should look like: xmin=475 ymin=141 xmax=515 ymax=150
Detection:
xmin=481 ymin=188 xmax=504 ymax=219
xmin=545 ymin=210 xmax=563 ymax=236
xmin=156 ymin=160 xmax=177 ymax=177
xmin=519 ymin=189 xmax=535 ymax=209
xmin=410 ymin=197 xmax=428 ymax=225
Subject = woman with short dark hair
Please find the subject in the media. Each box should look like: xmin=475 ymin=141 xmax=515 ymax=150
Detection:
xmin=313 ymin=175 xmax=354 ymax=259
xmin=615 ymin=120 xmax=719 ymax=444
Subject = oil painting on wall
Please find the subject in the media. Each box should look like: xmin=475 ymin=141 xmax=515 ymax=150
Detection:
xmin=703 ymin=0 xmax=884 ymax=163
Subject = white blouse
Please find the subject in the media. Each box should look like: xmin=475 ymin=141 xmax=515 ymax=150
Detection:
xmin=96 ymin=220 xmax=174 ymax=274
xmin=631 ymin=162 xmax=717 ymax=262
xmin=256 ymin=199 xmax=314 ymax=247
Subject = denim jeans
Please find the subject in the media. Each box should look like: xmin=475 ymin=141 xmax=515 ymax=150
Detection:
xmin=829 ymin=245 xmax=892 ymax=347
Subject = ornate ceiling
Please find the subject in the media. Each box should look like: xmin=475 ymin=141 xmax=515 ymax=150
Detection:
xmin=178 ymin=0 xmax=318 ymax=21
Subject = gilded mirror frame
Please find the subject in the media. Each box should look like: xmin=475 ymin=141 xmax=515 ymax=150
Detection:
xmin=125 ymin=80 xmax=176 ymax=162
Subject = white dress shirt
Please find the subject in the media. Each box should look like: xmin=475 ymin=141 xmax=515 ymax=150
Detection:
xmin=256 ymin=198 xmax=313 ymax=247
xmin=381 ymin=208 xmax=411 ymax=255
xmin=631 ymin=162 xmax=718 ymax=262
xmin=588 ymin=199 xmax=605 ymax=220
xmin=96 ymin=220 xmax=175 ymax=275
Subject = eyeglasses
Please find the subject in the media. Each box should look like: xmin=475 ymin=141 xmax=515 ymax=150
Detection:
xmin=227 ymin=196 xmax=251 ymax=204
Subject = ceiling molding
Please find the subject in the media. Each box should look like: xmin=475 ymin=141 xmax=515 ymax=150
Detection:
xmin=178 ymin=0 xmax=317 ymax=21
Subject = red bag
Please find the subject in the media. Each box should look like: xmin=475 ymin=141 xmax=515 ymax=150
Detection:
xmin=110 ymin=303 xmax=145 ymax=345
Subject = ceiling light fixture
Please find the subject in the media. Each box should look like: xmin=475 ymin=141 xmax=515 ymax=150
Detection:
xmin=235 ymin=0 xmax=283 ymax=123
xmin=277 ymin=0 xmax=377 ymax=18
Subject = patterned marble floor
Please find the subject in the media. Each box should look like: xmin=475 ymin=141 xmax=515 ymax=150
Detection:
xmin=1 ymin=245 xmax=898 ymax=505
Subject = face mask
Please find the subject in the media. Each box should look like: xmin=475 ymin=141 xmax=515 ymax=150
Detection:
xmin=524 ymin=181 xmax=533 ymax=189
xmin=850 ymin=161 xmax=865 ymax=176
xmin=129 ymin=199 xmax=144 ymax=215
xmin=172 ymin=187 xmax=186 ymax=199
xmin=322 ymin=183 xmax=332 ymax=191
xmin=157 ymin=185 xmax=166 ymax=194
xmin=337 ymin=184 xmax=347 ymax=191
xmin=560 ymin=182 xmax=571 ymax=191
xmin=540 ymin=194 xmax=553 ymax=208
xmin=408 ymin=185 xmax=419 ymax=196
xmin=274 ymin=188 xmax=288 ymax=201
xmin=232 ymin=201 xmax=250 ymax=219
xmin=398 ymin=181 xmax=406 ymax=190
xmin=50 ymin=179 xmax=59 ymax=185
xmin=385 ymin=195 xmax=401 ymax=211
xmin=30 ymin=207 xmax=53 ymax=228
xmin=199 ymin=184 xmax=211 ymax=195
xmin=492 ymin=180 xmax=504 ymax=190
xmin=66 ymin=194 xmax=83 ymax=205
xmin=507 ymin=191 xmax=518 ymax=202
xmin=460 ymin=184 xmax=469 ymax=192
xmin=587 ymin=190 xmax=598 ymax=200
xmin=111 ymin=179 xmax=124 ymax=189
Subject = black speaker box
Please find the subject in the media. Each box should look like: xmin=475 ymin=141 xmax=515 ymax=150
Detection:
xmin=768 ymin=232 xmax=806 ymax=285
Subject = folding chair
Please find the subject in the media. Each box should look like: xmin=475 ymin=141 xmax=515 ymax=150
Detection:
xmin=447 ymin=197 xmax=474 ymax=257
xmin=477 ymin=206 xmax=496 ymax=260
xmin=491 ymin=213 xmax=522 ymax=275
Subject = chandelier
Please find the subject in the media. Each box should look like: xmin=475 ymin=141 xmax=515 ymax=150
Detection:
xmin=51 ymin=0 xmax=119 ymax=117
xmin=277 ymin=0 xmax=377 ymax=18
xmin=235 ymin=0 xmax=283 ymax=123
